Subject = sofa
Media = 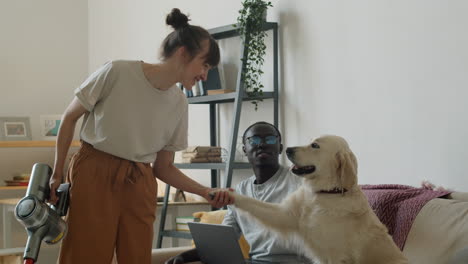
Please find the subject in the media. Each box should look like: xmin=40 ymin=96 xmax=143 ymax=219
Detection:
xmin=151 ymin=191 xmax=468 ymax=264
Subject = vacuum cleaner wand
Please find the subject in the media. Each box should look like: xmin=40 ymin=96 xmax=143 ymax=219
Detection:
xmin=15 ymin=163 xmax=70 ymax=264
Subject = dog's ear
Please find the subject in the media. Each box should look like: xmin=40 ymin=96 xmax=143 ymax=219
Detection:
xmin=336 ymin=151 xmax=358 ymax=189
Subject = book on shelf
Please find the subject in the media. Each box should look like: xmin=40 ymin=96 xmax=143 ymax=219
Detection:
xmin=4 ymin=173 xmax=30 ymax=186
xmin=175 ymin=216 xmax=200 ymax=224
xmin=207 ymin=89 xmax=235 ymax=95
xmin=182 ymin=152 xmax=221 ymax=159
xmin=201 ymin=66 xmax=225 ymax=94
xmin=175 ymin=216 xmax=199 ymax=231
xmin=181 ymin=146 xmax=224 ymax=163
xmin=181 ymin=157 xmax=223 ymax=163
xmin=183 ymin=146 xmax=222 ymax=153
xmin=176 ymin=223 xmax=190 ymax=231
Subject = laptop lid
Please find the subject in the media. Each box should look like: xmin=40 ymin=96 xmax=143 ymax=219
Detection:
xmin=188 ymin=222 xmax=247 ymax=264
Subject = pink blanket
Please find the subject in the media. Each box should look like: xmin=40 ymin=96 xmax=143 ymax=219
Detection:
xmin=361 ymin=184 xmax=451 ymax=250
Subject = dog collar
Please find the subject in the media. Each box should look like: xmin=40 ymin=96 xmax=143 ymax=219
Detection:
xmin=318 ymin=188 xmax=348 ymax=194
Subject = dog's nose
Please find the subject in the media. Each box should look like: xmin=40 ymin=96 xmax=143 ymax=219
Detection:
xmin=285 ymin=147 xmax=294 ymax=157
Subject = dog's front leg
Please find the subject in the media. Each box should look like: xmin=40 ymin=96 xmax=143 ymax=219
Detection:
xmin=230 ymin=192 xmax=298 ymax=234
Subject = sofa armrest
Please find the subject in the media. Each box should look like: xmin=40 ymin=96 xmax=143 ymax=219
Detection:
xmin=447 ymin=191 xmax=468 ymax=201
xmin=404 ymin=198 xmax=468 ymax=264
xmin=151 ymin=246 xmax=202 ymax=264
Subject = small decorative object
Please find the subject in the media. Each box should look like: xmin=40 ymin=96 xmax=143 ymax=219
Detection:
xmin=39 ymin=115 xmax=62 ymax=139
xmin=173 ymin=189 xmax=187 ymax=202
xmin=192 ymin=82 xmax=201 ymax=96
xmin=235 ymin=136 xmax=248 ymax=162
xmin=235 ymin=0 xmax=273 ymax=110
xmin=5 ymin=173 xmax=30 ymax=186
xmin=0 ymin=116 xmax=32 ymax=141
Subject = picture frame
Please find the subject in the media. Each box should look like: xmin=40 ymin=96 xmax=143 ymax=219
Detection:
xmin=199 ymin=64 xmax=227 ymax=95
xmin=179 ymin=64 xmax=228 ymax=98
xmin=0 ymin=117 xmax=32 ymax=141
xmin=39 ymin=115 xmax=62 ymax=140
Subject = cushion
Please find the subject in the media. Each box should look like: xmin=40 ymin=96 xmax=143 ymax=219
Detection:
xmin=448 ymin=191 xmax=468 ymax=201
xmin=403 ymin=197 xmax=468 ymax=264
xmin=192 ymin=210 xmax=250 ymax=259
xmin=193 ymin=210 xmax=227 ymax=224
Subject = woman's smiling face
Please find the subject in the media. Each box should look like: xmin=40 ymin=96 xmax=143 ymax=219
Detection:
xmin=180 ymin=39 xmax=212 ymax=90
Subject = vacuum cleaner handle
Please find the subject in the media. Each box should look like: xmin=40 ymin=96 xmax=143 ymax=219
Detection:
xmin=51 ymin=183 xmax=70 ymax=216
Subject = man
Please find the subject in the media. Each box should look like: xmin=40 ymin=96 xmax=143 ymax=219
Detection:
xmin=166 ymin=122 xmax=312 ymax=264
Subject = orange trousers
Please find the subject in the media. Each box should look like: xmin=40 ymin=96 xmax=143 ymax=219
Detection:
xmin=58 ymin=142 xmax=157 ymax=264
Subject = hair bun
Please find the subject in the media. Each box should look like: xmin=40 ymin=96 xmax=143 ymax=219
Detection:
xmin=166 ymin=8 xmax=189 ymax=30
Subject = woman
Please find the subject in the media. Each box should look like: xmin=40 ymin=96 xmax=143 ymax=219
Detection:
xmin=49 ymin=8 xmax=232 ymax=264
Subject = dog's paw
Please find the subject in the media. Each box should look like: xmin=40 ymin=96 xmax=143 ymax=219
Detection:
xmin=227 ymin=191 xmax=247 ymax=206
xmin=228 ymin=191 xmax=239 ymax=201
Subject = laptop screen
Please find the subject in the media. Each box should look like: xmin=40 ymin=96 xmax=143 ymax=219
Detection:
xmin=188 ymin=222 xmax=247 ymax=264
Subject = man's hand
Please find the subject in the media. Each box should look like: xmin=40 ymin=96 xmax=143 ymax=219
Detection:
xmin=204 ymin=188 xmax=234 ymax=208
xmin=48 ymin=171 xmax=63 ymax=205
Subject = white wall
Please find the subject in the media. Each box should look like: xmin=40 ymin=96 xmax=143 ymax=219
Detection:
xmin=275 ymin=0 xmax=468 ymax=189
xmin=88 ymin=0 xmax=468 ymax=190
xmin=0 ymin=0 xmax=88 ymax=137
xmin=1 ymin=1 xmax=467 ymax=189
xmin=0 ymin=1 xmax=88 ymax=180
xmin=0 ymin=0 xmax=88 ymax=258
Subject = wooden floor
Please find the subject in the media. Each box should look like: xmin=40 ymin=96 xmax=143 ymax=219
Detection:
xmin=0 ymin=247 xmax=23 ymax=264
xmin=0 ymin=256 xmax=21 ymax=264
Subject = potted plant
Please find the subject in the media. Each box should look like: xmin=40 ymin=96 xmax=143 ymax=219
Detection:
xmin=236 ymin=0 xmax=273 ymax=110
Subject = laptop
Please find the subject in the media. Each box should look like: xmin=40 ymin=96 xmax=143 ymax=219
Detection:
xmin=188 ymin=222 xmax=309 ymax=264
xmin=188 ymin=222 xmax=249 ymax=264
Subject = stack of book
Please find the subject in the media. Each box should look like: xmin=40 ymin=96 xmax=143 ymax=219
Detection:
xmin=181 ymin=146 xmax=223 ymax=163
xmin=175 ymin=216 xmax=199 ymax=231
xmin=4 ymin=173 xmax=30 ymax=186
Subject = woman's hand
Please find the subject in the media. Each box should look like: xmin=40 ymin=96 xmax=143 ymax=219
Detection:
xmin=48 ymin=171 xmax=63 ymax=205
xmin=204 ymin=188 xmax=234 ymax=208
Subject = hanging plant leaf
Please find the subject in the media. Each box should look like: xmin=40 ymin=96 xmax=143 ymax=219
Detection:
xmin=236 ymin=0 xmax=273 ymax=111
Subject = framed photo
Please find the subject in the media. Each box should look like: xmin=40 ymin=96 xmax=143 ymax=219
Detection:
xmin=40 ymin=115 xmax=62 ymax=139
xmin=0 ymin=117 xmax=32 ymax=141
xmin=199 ymin=64 xmax=227 ymax=95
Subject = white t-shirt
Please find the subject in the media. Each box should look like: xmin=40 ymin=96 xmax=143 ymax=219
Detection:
xmin=223 ymin=166 xmax=312 ymax=263
xmin=75 ymin=60 xmax=188 ymax=163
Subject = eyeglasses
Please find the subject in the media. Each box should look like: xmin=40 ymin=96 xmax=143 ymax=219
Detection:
xmin=245 ymin=135 xmax=279 ymax=146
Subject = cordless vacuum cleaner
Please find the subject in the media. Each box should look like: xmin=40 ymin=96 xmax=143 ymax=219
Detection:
xmin=14 ymin=163 xmax=70 ymax=264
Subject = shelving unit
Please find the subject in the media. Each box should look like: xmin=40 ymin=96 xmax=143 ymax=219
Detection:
xmin=0 ymin=186 xmax=27 ymax=191
xmin=156 ymin=22 xmax=279 ymax=248
xmin=0 ymin=140 xmax=80 ymax=148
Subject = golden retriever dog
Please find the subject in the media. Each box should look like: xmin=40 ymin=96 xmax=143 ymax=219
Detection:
xmin=227 ymin=135 xmax=408 ymax=264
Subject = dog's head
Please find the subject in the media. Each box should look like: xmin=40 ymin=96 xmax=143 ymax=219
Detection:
xmin=286 ymin=135 xmax=358 ymax=192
